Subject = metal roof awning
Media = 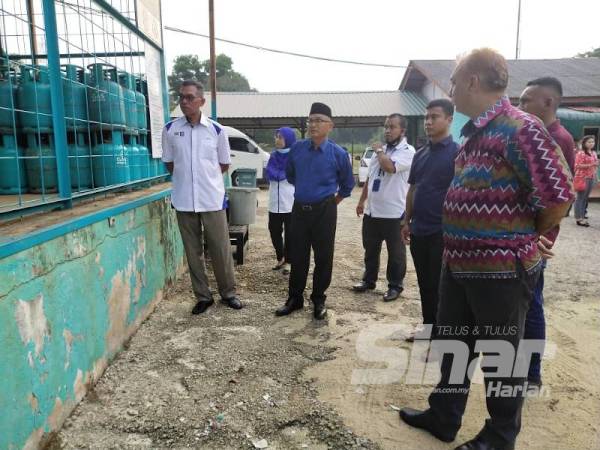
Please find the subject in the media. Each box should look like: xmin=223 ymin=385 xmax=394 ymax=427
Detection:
xmin=400 ymin=58 xmax=600 ymax=106
xmin=171 ymin=90 xmax=428 ymax=129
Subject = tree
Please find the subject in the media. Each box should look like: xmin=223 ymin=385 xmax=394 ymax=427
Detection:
xmin=168 ymin=53 xmax=254 ymax=108
xmin=168 ymin=54 xmax=205 ymax=105
xmin=576 ymin=47 xmax=600 ymax=58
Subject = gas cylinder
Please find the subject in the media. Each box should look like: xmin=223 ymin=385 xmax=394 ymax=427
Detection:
xmin=87 ymin=63 xmax=126 ymax=130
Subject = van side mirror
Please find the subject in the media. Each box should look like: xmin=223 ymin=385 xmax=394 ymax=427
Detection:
xmin=354 ymin=155 xmax=361 ymax=161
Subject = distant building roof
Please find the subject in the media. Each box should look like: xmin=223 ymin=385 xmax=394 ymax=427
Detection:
xmin=400 ymin=58 xmax=600 ymax=104
xmin=171 ymin=90 xmax=428 ymax=128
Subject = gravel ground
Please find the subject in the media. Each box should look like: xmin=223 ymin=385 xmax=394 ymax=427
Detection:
xmin=53 ymin=189 xmax=600 ymax=450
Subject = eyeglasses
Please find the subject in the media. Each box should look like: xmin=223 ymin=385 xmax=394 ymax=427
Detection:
xmin=306 ymin=118 xmax=332 ymax=125
xmin=178 ymin=94 xmax=201 ymax=103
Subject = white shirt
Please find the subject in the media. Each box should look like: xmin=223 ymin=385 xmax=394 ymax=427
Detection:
xmin=365 ymin=138 xmax=415 ymax=219
xmin=162 ymin=114 xmax=231 ymax=212
xmin=268 ymin=179 xmax=295 ymax=213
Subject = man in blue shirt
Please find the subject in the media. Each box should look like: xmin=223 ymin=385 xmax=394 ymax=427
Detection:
xmin=275 ymin=102 xmax=355 ymax=320
xmin=401 ymin=99 xmax=458 ymax=342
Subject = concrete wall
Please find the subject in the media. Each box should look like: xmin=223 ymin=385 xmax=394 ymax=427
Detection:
xmin=0 ymin=194 xmax=185 ymax=449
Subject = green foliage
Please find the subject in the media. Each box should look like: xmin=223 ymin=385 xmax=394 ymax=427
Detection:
xmin=168 ymin=54 xmax=204 ymax=103
xmin=168 ymin=53 xmax=254 ymax=109
xmin=576 ymin=47 xmax=600 ymax=58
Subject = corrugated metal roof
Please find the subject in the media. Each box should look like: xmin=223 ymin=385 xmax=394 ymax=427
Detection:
xmin=401 ymin=58 xmax=600 ymax=100
xmin=171 ymin=90 xmax=428 ymax=119
xmin=558 ymin=107 xmax=600 ymax=121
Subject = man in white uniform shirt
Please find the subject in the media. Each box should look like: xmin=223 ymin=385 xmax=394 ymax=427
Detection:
xmin=162 ymin=80 xmax=242 ymax=314
xmin=353 ymin=114 xmax=415 ymax=302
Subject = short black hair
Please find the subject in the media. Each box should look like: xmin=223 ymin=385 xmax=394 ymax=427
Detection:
xmin=426 ymin=98 xmax=454 ymax=117
xmin=387 ymin=113 xmax=407 ymax=129
xmin=181 ymin=79 xmax=205 ymax=94
xmin=526 ymin=77 xmax=563 ymax=97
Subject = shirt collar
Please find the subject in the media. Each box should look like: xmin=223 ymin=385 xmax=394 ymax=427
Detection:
xmin=428 ymin=135 xmax=453 ymax=149
xmin=461 ymin=95 xmax=511 ymax=137
xmin=386 ymin=136 xmax=408 ymax=152
xmin=184 ymin=113 xmax=210 ymax=128
xmin=546 ymin=119 xmax=561 ymax=132
xmin=310 ymin=138 xmax=329 ymax=152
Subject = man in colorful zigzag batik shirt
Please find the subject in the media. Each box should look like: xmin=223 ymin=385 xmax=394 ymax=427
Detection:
xmin=400 ymin=49 xmax=573 ymax=450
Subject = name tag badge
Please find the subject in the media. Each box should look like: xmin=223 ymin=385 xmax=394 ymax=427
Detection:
xmin=372 ymin=178 xmax=381 ymax=192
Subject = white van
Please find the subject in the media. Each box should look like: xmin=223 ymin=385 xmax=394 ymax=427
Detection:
xmin=357 ymin=146 xmax=375 ymax=187
xmin=223 ymin=126 xmax=270 ymax=186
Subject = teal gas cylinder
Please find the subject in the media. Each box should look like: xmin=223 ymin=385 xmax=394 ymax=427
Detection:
xmin=92 ymin=130 xmax=130 ymax=186
xmin=87 ymin=63 xmax=126 ymax=130
xmin=0 ymin=69 xmax=19 ymax=132
xmin=124 ymin=134 xmax=141 ymax=181
xmin=24 ymin=133 xmax=58 ymax=193
xmin=156 ymin=157 xmax=166 ymax=175
xmin=0 ymin=133 xmax=27 ymax=194
xmin=17 ymin=65 xmax=53 ymax=132
xmin=134 ymin=75 xmax=148 ymax=131
xmin=68 ymin=131 xmax=92 ymax=189
xmin=139 ymin=132 xmax=156 ymax=177
xmin=148 ymin=157 xmax=158 ymax=177
xmin=136 ymin=135 xmax=150 ymax=179
xmin=62 ymin=64 xmax=88 ymax=130
xmin=118 ymin=72 xmax=138 ymax=134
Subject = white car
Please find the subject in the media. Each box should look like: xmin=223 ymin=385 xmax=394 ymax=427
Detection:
xmin=223 ymin=126 xmax=270 ymax=186
xmin=357 ymin=147 xmax=375 ymax=187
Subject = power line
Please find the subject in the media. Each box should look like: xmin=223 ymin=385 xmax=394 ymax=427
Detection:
xmin=164 ymin=26 xmax=407 ymax=69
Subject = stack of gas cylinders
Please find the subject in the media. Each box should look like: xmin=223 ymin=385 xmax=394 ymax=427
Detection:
xmin=0 ymin=62 xmax=162 ymax=195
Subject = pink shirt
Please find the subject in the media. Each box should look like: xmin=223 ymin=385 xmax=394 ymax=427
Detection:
xmin=546 ymin=120 xmax=575 ymax=174
xmin=575 ymin=150 xmax=598 ymax=179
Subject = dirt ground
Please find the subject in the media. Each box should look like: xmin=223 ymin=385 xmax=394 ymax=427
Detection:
xmin=54 ymin=188 xmax=600 ymax=450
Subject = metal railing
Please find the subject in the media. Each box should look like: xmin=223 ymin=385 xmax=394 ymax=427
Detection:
xmin=0 ymin=0 xmax=169 ymax=221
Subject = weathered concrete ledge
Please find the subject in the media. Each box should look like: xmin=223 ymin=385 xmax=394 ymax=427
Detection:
xmin=0 ymin=190 xmax=185 ymax=449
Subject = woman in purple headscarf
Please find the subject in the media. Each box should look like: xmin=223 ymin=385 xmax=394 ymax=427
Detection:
xmin=266 ymin=127 xmax=296 ymax=274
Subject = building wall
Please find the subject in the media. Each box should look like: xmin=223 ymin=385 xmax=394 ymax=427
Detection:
xmin=0 ymin=194 xmax=185 ymax=450
xmin=417 ymin=81 xmax=468 ymax=144
xmin=422 ymin=80 xmax=448 ymax=103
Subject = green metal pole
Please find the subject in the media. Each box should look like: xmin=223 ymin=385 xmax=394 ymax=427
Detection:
xmin=42 ymin=0 xmax=72 ymax=203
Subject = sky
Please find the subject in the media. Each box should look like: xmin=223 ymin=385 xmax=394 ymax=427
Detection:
xmin=161 ymin=0 xmax=599 ymax=93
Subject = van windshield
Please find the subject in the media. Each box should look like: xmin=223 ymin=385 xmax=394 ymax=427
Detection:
xmin=364 ymin=149 xmax=374 ymax=159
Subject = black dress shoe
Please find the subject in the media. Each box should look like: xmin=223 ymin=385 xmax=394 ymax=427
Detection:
xmin=383 ymin=286 xmax=403 ymax=302
xmin=352 ymin=281 xmax=376 ymax=292
xmin=221 ymin=296 xmax=243 ymax=310
xmin=313 ymin=303 xmax=327 ymax=320
xmin=275 ymin=298 xmax=303 ymax=316
xmin=454 ymin=435 xmax=514 ymax=450
xmin=192 ymin=299 xmax=214 ymax=315
xmin=399 ymin=408 xmax=456 ymax=442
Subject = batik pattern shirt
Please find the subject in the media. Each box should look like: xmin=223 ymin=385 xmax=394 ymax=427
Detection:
xmin=443 ymin=96 xmax=573 ymax=278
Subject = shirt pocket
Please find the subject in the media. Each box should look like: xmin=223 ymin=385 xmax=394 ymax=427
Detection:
xmin=199 ymin=135 xmax=218 ymax=162
xmin=172 ymin=134 xmax=189 ymax=162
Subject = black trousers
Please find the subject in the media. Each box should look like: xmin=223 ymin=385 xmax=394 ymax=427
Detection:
xmin=288 ymin=196 xmax=337 ymax=304
xmin=361 ymin=215 xmax=406 ymax=289
xmin=268 ymin=212 xmax=292 ymax=262
xmin=410 ymin=231 xmax=443 ymax=328
xmin=428 ymin=264 xmax=539 ymax=447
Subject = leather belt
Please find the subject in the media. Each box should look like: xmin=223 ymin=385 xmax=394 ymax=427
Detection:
xmin=295 ymin=195 xmax=334 ymax=212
